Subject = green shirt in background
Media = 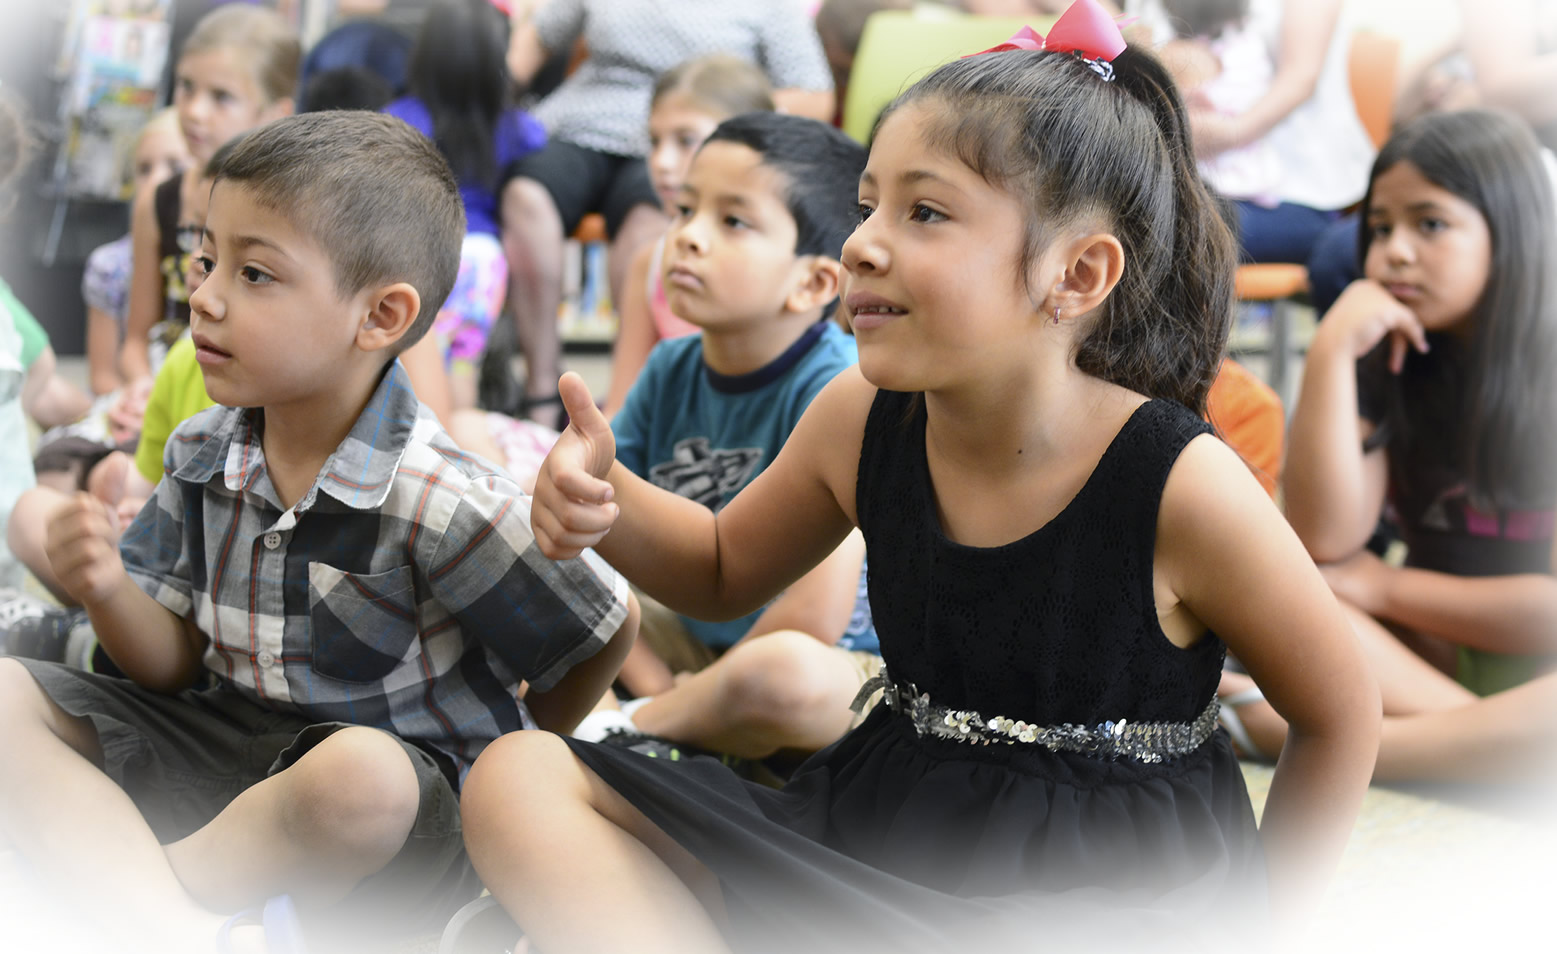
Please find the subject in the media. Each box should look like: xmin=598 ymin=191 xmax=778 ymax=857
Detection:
xmin=134 ymin=335 xmax=215 ymax=485
xmin=0 ymin=278 xmax=49 ymax=370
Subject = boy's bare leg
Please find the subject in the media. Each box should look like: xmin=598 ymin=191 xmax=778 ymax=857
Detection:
xmin=500 ymin=177 xmax=566 ymax=419
xmin=630 ymin=631 xmax=865 ymax=759
xmin=0 ymin=660 xmax=227 ymax=954
xmin=162 ymin=725 xmax=420 ymax=913
xmin=462 ymin=730 xmax=730 ymax=954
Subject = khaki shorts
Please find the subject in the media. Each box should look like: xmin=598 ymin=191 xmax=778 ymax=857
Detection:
xmin=635 ymin=589 xmax=885 ymax=729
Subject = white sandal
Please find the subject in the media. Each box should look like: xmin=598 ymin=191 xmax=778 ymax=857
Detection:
xmin=1217 ymin=685 xmax=1270 ymax=761
xmin=439 ymin=895 xmax=524 ymax=954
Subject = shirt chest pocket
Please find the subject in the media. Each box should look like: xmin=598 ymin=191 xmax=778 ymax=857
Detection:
xmin=307 ymin=563 xmax=421 ymax=684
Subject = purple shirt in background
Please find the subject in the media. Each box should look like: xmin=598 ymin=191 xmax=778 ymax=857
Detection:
xmin=382 ymin=97 xmax=547 ymax=236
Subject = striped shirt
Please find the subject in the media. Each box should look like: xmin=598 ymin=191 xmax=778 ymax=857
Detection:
xmin=121 ymin=362 xmax=629 ymax=776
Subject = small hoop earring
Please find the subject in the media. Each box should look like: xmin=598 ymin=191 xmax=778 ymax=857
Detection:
xmin=1052 ymin=305 xmax=1061 ymax=326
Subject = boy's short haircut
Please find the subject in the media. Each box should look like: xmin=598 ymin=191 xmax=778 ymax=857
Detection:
xmin=212 ymin=112 xmax=464 ymax=355
xmin=702 ymin=112 xmax=867 ymax=261
xmin=203 ymin=133 xmax=249 ymax=179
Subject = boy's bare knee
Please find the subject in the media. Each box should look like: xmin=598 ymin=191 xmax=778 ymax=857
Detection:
xmin=0 ymin=660 xmax=100 ymax=760
xmin=501 ymin=179 xmax=563 ymax=241
xmin=720 ymin=633 xmax=838 ymax=727
xmin=277 ymin=727 xmax=419 ymax=855
xmin=464 ymin=732 xmax=571 ymax=813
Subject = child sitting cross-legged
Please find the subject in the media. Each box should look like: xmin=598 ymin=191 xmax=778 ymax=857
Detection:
xmin=0 ymin=111 xmax=636 ymax=954
xmin=568 ymin=112 xmax=880 ymax=772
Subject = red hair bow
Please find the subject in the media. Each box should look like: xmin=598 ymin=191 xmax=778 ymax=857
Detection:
xmin=968 ymin=0 xmax=1127 ymax=65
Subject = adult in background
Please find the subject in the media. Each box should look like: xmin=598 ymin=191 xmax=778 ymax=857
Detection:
xmin=1129 ymin=0 xmax=1375 ymax=265
xmin=500 ymin=0 xmax=834 ymax=427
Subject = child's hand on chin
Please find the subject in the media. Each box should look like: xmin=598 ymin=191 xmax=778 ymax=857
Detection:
xmin=531 ymin=372 xmax=620 ymax=560
xmin=1320 ymin=278 xmax=1430 ymax=372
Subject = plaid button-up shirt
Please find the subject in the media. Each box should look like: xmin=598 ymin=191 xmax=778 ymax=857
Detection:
xmin=121 ymin=362 xmax=629 ymax=777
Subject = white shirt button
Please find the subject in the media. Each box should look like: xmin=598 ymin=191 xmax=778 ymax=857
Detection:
xmin=263 ymin=531 xmax=282 ymax=550
xmin=257 ymin=650 xmax=276 ymax=667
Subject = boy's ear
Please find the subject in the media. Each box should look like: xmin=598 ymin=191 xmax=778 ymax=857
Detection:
xmin=784 ymin=256 xmax=842 ymax=316
xmin=355 ymin=282 xmax=422 ymax=354
xmin=1044 ymin=231 xmax=1125 ymax=322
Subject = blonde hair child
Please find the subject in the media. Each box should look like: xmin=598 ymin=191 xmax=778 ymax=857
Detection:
xmin=83 ymin=108 xmax=189 ymax=397
xmin=119 ymin=4 xmax=298 ymax=399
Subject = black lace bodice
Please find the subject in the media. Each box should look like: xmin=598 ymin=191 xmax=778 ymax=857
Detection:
xmin=855 ymin=391 xmax=1226 ymax=727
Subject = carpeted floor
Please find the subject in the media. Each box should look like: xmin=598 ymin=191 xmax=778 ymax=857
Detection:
xmin=1240 ymin=761 xmax=1553 ymax=950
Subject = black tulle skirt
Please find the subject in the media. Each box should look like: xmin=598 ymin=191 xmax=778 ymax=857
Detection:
xmin=565 ymin=706 xmax=1267 ymax=953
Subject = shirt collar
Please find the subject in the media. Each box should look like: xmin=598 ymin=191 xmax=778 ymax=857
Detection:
xmin=172 ymin=360 xmax=422 ymax=512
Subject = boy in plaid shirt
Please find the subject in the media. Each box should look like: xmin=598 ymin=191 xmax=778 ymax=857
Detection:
xmin=1 ymin=112 xmax=637 ymax=952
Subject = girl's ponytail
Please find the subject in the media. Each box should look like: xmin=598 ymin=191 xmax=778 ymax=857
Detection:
xmin=1090 ymin=46 xmax=1237 ymax=417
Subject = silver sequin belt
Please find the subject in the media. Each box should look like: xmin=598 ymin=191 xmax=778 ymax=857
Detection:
xmin=850 ymin=667 xmax=1221 ymax=764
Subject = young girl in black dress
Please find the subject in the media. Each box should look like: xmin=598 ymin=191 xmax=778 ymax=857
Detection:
xmin=467 ymin=2 xmax=1379 ymax=949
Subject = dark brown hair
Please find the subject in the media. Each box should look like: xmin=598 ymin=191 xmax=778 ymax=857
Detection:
xmin=212 ymin=111 xmax=464 ymax=356
xmin=1358 ymin=109 xmax=1557 ymax=509
xmin=408 ymin=0 xmax=510 ymax=189
xmin=877 ymin=46 xmax=1237 ymax=414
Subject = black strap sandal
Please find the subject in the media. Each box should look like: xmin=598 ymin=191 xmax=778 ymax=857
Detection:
xmin=518 ymin=391 xmax=568 ymax=431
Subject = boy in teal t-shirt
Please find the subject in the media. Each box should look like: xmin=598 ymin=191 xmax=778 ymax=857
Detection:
xmin=574 ymin=113 xmax=881 ymax=764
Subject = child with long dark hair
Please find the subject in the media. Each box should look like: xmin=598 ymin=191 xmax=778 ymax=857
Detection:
xmin=385 ymin=0 xmax=546 ymax=410
xmin=1224 ymin=109 xmax=1557 ymax=783
xmin=459 ymin=2 xmax=1378 ymax=949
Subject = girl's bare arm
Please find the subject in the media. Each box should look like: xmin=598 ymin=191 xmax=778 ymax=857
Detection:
xmin=1285 ymin=280 xmax=1427 ymax=561
xmin=122 ymin=184 xmax=165 ymax=384
xmin=1327 ymin=533 xmax=1557 ymax=655
xmin=1160 ymin=435 xmax=1380 ymax=924
xmin=85 ymin=305 xmax=124 ymax=395
xmin=531 ymin=367 xmax=872 ymax=621
xmin=602 ymin=242 xmax=661 ymax=419
xmin=506 ymin=2 xmax=551 ymax=88
xmin=1188 ymin=0 xmax=1338 ymax=156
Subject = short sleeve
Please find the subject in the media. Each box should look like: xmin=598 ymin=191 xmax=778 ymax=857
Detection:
xmin=495 ymin=109 xmax=548 ymax=167
xmin=381 ymin=97 xmax=433 ymax=138
xmin=757 ymin=2 xmax=834 ymax=92
xmin=0 ymin=282 xmax=49 ymax=370
xmin=533 ymin=0 xmax=587 ymax=57
xmin=427 ymin=472 xmax=629 ymax=692
xmin=120 ymin=460 xmax=196 ymax=618
xmin=82 ymin=238 xmax=132 ymax=324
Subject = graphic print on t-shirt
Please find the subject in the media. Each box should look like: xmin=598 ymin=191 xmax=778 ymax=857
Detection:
xmin=649 ymin=437 xmax=762 ymax=510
